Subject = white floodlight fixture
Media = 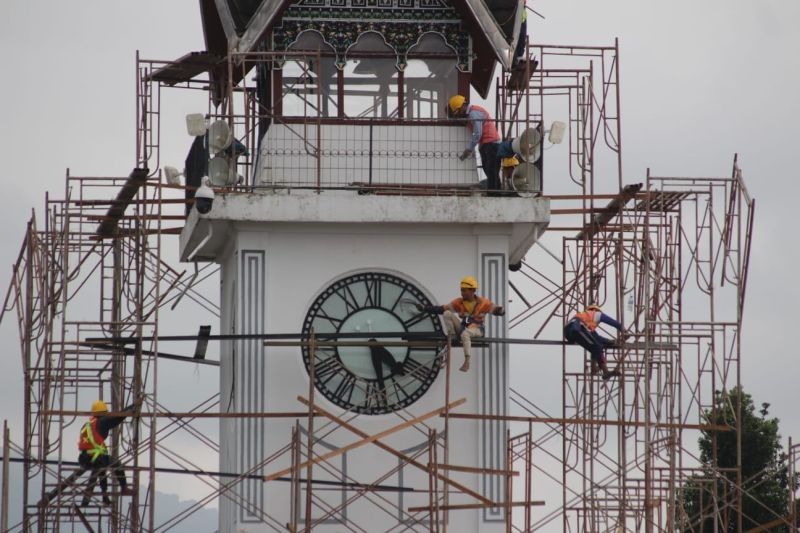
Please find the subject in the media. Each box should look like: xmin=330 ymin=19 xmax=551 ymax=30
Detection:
xmin=208 ymin=120 xmax=233 ymax=154
xmin=186 ymin=113 xmax=207 ymax=137
xmin=163 ymin=166 xmax=183 ymax=185
xmin=511 ymin=127 xmax=542 ymax=163
xmin=548 ymin=121 xmax=566 ymax=145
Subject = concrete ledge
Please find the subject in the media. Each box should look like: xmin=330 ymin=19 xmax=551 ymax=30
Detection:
xmin=179 ymin=191 xmax=550 ymax=263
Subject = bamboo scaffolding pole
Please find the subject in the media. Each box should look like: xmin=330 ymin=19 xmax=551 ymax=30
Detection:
xmin=296 ymin=396 xmax=493 ymax=506
xmin=264 ymin=398 xmax=466 ymax=482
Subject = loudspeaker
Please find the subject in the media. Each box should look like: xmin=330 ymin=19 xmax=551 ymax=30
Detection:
xmin=511 ymin=127 xmax=542 ymax=163
xmin=511 ymin=162 xmax=541 ymax=197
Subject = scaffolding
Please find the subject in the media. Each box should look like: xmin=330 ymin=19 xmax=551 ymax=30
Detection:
xmin=0 ymin=38 xmax=759 ymax=532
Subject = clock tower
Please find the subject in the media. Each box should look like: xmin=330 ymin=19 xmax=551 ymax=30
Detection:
xmin=179 ymin=0 xmax=546 ymax=530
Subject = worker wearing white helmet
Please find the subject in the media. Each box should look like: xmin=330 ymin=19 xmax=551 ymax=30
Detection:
xmin=419 ymin=276 xmax=505 ymax=372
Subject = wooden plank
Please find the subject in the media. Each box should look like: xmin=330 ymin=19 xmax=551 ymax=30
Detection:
xmin=237 ymin=1 xmax=288 ymax=57
xmin=445 ymin=412 xmax=730 ymax=432
xmin=431 ymin=463 xmax=518 ymax=476
xmin=297 ymin=396 xmax=493 ymax=505
xmin=263 ymin=398 xmax=466 ymax=482
xmin=213 ymin=0 xmax=238 ymax=42
xmin=408 ymin=500 xmax=545 ymax=512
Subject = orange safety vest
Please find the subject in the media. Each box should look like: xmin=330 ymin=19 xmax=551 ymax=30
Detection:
xmin=574 ymin=310 xmax=600 ymax=331
xmin=449 ymin=296 xmax=495 ymax=326
xmin=78 ymin=417 xmax=108 ymax=462
xmin=467 ymin=105 xmax=501 ymax=145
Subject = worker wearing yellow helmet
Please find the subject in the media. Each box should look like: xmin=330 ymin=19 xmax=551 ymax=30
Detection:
xmin=500 ymin=155 xmax=520 ymax=189
xmin=448 ymin=95 xmax=503 ymax=193
xmin=419 ymin=275 xmax=505 ymax=372
xmin=77 ymin=399 xmax=137 ymax=506
xmin=564 ymin=303 xmax=624 ymax=380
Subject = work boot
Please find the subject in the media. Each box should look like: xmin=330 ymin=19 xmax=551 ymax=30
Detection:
xmin=80 ymin=494 xmax=91 ymax=508
xmin=120 ymin=486 xmax=136 ymax=497
xmin=103 ymin=495 xmax=113 ymax=506
xmin=602 ymin=369 xmax=621 ymax=381
xmin=590 ymin=361 xmax=601 ymax=375
xmin=459 ymin=356 xmax=470 ymax=372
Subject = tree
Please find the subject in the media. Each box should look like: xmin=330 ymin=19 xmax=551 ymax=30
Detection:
xmin=677 ymin=387 xmax=796 ymax=532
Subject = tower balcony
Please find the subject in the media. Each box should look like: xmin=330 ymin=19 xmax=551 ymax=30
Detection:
xmin=178 ymin=186 xmax=550 ymax=266
xmin=255 ymin=120 xmax=493 ymax=190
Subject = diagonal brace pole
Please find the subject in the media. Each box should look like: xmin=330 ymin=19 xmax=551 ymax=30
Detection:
xmin=264 ymin=397 xmax=466 ymax=482
xmin=296 ymin=396 xmax=493 ymax=506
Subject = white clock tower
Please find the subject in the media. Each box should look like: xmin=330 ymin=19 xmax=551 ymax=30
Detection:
xmin=179 ymin=0 xmax=546 ymax=530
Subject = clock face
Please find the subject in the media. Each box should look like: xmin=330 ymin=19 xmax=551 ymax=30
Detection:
xmin=301 ymin=272 xmax=444 ymax=415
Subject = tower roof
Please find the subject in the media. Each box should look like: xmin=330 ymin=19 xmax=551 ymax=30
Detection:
xmin=199 ymin=0 xmax=519 ymax=98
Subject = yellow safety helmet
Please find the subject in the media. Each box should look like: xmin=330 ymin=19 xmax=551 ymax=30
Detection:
xmin=586 ymin=303 xmax=602 ymax=312
xmin=448 ymin=95 xmax=466 ymax=113
xmin=501 ymin=156 xmax=520 ymax=168
xmin=460 ymin=276 xmax=478 ymax=290
xmin=91 ymin=400 xmax=109 ymax=415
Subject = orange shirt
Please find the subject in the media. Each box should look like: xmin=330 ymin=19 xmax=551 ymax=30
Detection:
xmin=448 ymin=296 xmax=495 ymax=326
xmin=574 ymin=310 xmax=600 ymax=331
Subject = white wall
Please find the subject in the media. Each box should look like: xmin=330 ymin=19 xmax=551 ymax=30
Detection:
xmin=219 ymin=221 xmax=511 ymax=531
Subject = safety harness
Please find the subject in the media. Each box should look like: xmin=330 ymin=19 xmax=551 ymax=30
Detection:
xmin=79 ymin=418 xmax=108 ymax=463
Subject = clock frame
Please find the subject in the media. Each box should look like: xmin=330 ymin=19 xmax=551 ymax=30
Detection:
xmin=300 ymin=271 xmax=443 ymax=414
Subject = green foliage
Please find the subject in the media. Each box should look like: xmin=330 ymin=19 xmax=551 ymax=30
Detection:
xmin=677 ymin=387 xmax=796 ymax=532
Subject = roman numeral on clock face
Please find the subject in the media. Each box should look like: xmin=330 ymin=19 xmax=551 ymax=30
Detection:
xmin=312 ymin=352 xmax=341 ymax=385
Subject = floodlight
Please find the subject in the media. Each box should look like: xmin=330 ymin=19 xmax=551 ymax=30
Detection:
xmin=186 ymin=113 xmax=207 ymax=137
xmin=163 ymin=166 xmax=183 ymax=185
xmin=548 ymin=121 xmax=566 ymax=145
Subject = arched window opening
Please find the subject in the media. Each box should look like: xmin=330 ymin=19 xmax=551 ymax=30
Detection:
xmin=404 ymin=34 xmax=458 ymax=119
xmin=281 ymin=31 xmax=338 ymax=117
xmin=343 ymin=33 xmax=399 ymax=119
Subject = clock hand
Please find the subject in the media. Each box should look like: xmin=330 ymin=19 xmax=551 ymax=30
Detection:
xmin=369 ymin=339 xmax=404 ymax=377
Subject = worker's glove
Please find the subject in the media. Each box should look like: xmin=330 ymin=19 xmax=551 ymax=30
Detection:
xmin=423 ymin=305 xmax=445 ymax=315
xmin=493 ymin=306 xmax=505 ymax=316
xmin=459 ymin=149 xmax=473 ymax=161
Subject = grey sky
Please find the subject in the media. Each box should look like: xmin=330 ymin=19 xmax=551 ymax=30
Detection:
xmin=1 ymin=0 xmax=798 ymax=517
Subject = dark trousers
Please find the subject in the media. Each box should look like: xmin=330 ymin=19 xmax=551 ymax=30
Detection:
xmin=78 ymin=451 xmax=127 ymax=500
xmin=479 ymin=142 xmax=501 ymax=190
xmin=564 ymin=320 xmax=612 ymax=364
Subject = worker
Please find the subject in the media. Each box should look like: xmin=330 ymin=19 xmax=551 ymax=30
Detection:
xmin=448 ymin=95 xmax=502 ymax=193
xmin=501 ymin=155 xmax=520 ymax=190
xmin=78 ymin=400 xmax=135 ymax=506
xmin=563 ymin=304 xmax=623 ymax=380
xmin=419 ymin=276 xmax=505 ymax=372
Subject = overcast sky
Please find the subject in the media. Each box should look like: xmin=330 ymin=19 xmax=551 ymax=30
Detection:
xmin=1 ymin=0 xmax=799 ymax=520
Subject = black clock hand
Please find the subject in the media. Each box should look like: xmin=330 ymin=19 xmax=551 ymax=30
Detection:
xmin=368 ymin=339 xmax=401 ymax=408
xmin=369 ymin=339 xmax=404 ymax=379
